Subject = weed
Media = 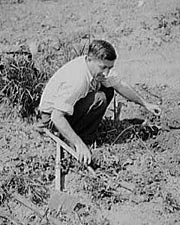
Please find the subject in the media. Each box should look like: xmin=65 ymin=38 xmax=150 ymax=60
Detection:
xmin=0 ymin=53 xmax=48 ymax=120
xmin=0 ymin=39 xmax=89 ymax=120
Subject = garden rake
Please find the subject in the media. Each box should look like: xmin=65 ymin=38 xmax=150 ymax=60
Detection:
xmin=43 ymin=128 xmax=96 ymax=213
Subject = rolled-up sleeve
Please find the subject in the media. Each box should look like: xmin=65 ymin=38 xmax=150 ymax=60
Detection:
xmin=53 ymin=81 xmax=83 ymax=115
xmin=39 ymin=56 xmax=90 ymax=114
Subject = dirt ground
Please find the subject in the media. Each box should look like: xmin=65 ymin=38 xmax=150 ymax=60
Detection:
xmin=0 ymin=0 xmax=180 ymax=224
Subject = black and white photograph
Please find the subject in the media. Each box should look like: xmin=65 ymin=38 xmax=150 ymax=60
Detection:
xmin=0 ymin=0 xmax=180 ymax=224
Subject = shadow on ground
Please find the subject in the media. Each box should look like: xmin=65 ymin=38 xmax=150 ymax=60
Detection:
xmin=96 ymin=117 xmax=160 ymax=146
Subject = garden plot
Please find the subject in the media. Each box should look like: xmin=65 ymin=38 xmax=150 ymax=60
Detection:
xmin=1 ymin=85 xmax=180 ymax=224
xmin=0 ymin=0 xmax=180 ymax=224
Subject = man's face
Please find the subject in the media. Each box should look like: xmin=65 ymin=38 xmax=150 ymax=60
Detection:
xmin=89 ymin=57 xmax=115 ymax=80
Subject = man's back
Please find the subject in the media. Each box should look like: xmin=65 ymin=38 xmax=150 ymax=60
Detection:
xmin=39 ymin=56 xmax=93 ymax=115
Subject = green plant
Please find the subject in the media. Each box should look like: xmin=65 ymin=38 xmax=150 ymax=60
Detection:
xmin=0 ymin=53 xmax=48 ymax=120
xmin=0 ymin=39 xmax=89 ymax=120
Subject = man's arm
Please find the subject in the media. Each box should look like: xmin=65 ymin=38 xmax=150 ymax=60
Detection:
xmin=51 ymin=109 xmax=91 ymax=165
xmin=113 ymin=81 xmax=161 ymax=115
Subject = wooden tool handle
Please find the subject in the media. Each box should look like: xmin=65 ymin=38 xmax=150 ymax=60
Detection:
xmin=55 ymin=142 xmax=61 ymax=190
xmin=44 ymin=128 xmax=96 ymax=177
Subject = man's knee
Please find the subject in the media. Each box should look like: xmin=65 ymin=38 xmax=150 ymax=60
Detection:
xmin=93 ymin=87 xmax=114 ymax=108
xmin=95 ymin=91 xmax=106 ymax=102
xmin=92 ymin=91 xmax=107 ymax=109
xmin=100 ymin=86 xmax=114 ymax=105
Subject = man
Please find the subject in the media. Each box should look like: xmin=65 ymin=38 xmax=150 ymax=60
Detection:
xmin=39 ymin=40 xmax=161 ymax=165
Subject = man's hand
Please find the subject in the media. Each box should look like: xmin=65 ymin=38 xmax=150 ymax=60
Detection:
xmin=75 ymin=142 xmax=92 ymax=165
xmin=51 ymin=110 xmax=92 ymax=165
xmin=144 ymin=102 xmax=161 ymax=116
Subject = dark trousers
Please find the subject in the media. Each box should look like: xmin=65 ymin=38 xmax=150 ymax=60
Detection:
xmin=40 ymin=85 xmax=114 ymax=145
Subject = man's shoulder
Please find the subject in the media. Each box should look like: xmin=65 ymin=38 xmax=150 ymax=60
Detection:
xmin=54 ymin=56 xmax=85 ymax=76
xmin=63 ymin=55 xmax=86 ymax=70
xmin=53 ymin=56 xmax=87 ymax=84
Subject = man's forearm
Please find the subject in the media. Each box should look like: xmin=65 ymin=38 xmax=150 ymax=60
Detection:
xmin=51 ymin=110 xmax=83 ymax=146
xmin=114 ymin=81 xmax=146 ymax=107
xmin=51 ymin=109 xmax=92 ymax=164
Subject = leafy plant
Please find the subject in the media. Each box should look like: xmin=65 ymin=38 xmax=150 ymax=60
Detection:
xmin=0 ymin=53 xmax=48 ymax=120
xmin=0 ymin=39 xmax=89 ymax=120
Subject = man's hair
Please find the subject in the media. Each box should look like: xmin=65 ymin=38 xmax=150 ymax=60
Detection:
xmin=87 ymin=40 xmax=117 ymax=61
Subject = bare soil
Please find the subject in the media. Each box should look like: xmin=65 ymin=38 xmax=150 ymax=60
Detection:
xmin=0 ymin=0 xmax=180 ymax=224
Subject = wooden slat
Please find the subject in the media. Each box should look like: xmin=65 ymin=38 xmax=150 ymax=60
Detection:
xmin=44 ymin=128 xmax=96 ymax=177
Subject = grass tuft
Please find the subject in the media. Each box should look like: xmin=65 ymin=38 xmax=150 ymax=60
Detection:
xmin=0 ymin=39 xmax=89 ymax=120
xmin=0 ymin=53 xmax=48 ymax=120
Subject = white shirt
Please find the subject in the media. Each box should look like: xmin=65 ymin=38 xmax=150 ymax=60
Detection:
xmin=39 ymin=56 xmax=121 ymax=115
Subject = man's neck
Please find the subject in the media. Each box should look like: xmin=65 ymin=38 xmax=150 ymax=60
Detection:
xmin=85 ymin=56 xmax=95 ymax=78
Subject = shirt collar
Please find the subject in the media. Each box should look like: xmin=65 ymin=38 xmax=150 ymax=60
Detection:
xmin=84 ymin=55 xmax=93 ymax=83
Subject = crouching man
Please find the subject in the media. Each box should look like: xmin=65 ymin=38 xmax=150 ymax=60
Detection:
xmin=39 ymin=39 xmax=161 ymax=165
